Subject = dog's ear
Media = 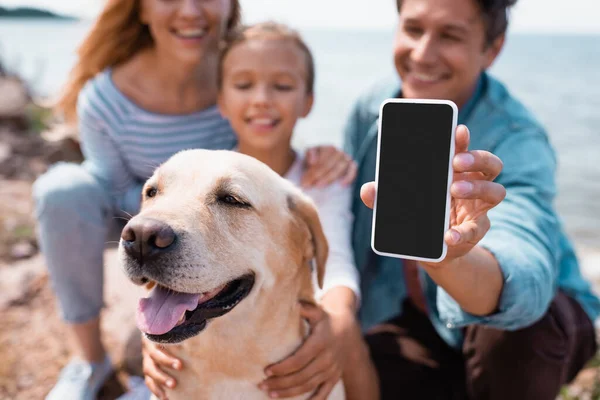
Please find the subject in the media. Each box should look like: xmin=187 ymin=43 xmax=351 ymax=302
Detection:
xmin=288 ymin=192 xmax=328 ymax=289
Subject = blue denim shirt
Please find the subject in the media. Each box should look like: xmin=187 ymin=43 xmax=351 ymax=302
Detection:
xmin=344 ymin=72 xmax=600 ymax=349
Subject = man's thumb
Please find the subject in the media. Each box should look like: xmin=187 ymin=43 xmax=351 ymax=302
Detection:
xmin=360 ymin=182 xmax=376 ymax=209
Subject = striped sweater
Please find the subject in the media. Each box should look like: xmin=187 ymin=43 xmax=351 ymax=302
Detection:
xmin=77 ymin=68 xmax=237 ymax=215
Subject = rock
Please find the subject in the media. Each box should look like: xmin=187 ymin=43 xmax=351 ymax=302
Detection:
xmin=0 ymin=180 xmax=37 ymax=261
xmin=0 ymin=254 xmax=46 ymax=310
xmin=0 ymin=77 xmax=30 ymax=119
xmin=45 ymin=137 xmax=83 ymax=165
xmin=0 ymin=141 xmax=11 ymax=164
xmin=41 ymin=124 xmax=83 ymax=164
xmin=0 ymin=127 xmax=82 ymax=181
xmin=41 ymin=122 xmax=79 ymax=143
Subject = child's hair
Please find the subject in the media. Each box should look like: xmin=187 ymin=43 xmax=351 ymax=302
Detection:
xmin=218 ymin=21 xmax=315 ymax=94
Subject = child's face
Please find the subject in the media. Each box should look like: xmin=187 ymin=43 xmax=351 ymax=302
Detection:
xmin=218 ymin=38 xmax=313 ymax=151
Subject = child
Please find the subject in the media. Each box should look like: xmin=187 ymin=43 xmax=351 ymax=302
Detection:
xmin=141 ymin=22 xmax=379 ymax=400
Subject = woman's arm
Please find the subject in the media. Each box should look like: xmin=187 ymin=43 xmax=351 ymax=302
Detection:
xmin=312 ymin=182 xmax=361 ymax=305
xmin=77 ymin=84 xmax=141 ymax=213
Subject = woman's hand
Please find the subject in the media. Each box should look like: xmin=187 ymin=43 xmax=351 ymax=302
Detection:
xmin=141 ymin=336 xmax=183 ymax=400
xmin=302 ymin=145 xmax=357 ymax=188
xmin=259 ymin=302 xmax=356 ymax=399
xmin=360 ymin=124 xmax=506 ymax=268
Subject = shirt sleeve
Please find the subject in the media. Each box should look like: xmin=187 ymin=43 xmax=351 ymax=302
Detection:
xmin=77 ymin=85 xmax=142 ymax=214
xmin=437 ymin=130 xmax=560 ymax=330
xmin=311 ymin=182 xmax=362 ymax=305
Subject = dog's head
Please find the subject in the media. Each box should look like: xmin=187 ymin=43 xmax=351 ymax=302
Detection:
xmin=118 ymin=150 xmax=328 ymax=344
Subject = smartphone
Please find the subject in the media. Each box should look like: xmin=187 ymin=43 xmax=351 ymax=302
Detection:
xmin=371 ymin=99 xmax=457 ymax=263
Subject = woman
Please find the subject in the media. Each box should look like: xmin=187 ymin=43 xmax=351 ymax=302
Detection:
xmin=33 ymin=2 xmax=355 ymax=399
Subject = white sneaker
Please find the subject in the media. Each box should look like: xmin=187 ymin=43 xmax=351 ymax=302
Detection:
xmin=45 ymin=355 xmax=113 ymax=400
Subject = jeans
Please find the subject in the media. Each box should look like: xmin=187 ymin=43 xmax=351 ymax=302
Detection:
xmin=33 ymin=162 xmax=140 ymax=323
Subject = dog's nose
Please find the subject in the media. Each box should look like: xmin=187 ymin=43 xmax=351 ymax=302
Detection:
xmin=121 ymin=217 xmax=176 ymax=262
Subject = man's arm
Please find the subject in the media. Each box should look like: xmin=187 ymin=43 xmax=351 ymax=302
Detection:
xmin=435 ymin=130 xmax=559 ymax=330
xmin=422 ymin=246 xmax=503 ymax=316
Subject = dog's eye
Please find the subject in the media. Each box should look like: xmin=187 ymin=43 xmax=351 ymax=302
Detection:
xmin=146 ymin=187 xmax=157 ymax=198
xmin=223 ymin=195 xmax=237 ymax=204
xmin=218 ymin=194 xmax=251 ymax=208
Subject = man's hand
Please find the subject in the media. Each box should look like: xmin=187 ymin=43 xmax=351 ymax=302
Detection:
xmin=361 ymin=124 xmax=505 ymax=268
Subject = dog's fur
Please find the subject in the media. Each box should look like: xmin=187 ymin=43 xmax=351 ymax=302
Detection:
xmin=119 ymin=149 xmax=345 ymax=400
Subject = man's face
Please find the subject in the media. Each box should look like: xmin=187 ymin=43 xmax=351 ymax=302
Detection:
xmin=393 ymin=0 xmax=503 ymax=108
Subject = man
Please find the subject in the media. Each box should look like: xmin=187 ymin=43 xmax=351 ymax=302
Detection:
xmin=346 ymin=0 xmax=600 ymax=398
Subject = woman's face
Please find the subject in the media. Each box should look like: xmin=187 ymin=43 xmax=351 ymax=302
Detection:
xmin=140 ymin=0 xmax=232 ymax=66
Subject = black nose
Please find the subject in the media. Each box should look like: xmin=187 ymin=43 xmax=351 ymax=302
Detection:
xmin=121 ymin=217 xmax=176 ymax=262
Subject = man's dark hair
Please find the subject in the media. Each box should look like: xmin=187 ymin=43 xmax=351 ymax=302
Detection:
xmin=396 ymin=0 xmax=518 ymax=45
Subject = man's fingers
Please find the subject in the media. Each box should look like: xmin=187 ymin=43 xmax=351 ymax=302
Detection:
xmin=453 ymin=150 xmax=503 ymax=181
xmin=451 ymin=180 xmax=506 ymax=206
xmin=360 ymin=182 xmax=376 ymax=209
xmin=453 ymin=171 xmax=486 ymax=182
xmin=446 ymin=217 xmax=491 ymax=246
xmin=454 ymin=125 xmax=470 ymax=154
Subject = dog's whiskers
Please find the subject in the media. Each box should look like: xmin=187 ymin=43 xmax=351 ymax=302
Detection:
xmin=120 ymin=210 xmax=135 ymax=220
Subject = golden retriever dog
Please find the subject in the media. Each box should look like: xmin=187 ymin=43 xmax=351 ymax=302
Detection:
xmin=118 ymin=149 xmax=345 ymax=400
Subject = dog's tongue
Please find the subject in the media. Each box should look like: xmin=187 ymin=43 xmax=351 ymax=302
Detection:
xmin=137 ymin=285 xmax=200 ymax=335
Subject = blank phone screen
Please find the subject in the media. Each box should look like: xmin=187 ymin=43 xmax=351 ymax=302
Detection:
xmin=373 ymin=101 xmax=455 ymax=260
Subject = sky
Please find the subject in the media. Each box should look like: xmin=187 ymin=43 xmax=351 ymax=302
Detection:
xmin=1 ymin=0 xmax=599 ymax=34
